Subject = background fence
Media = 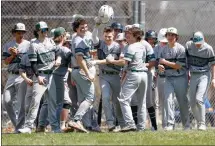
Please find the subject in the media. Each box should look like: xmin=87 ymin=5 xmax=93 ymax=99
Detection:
xmin=1 ymin=1 xmax=215 ymax=132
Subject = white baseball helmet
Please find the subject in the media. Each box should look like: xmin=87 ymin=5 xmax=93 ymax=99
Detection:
xmin=98 ymin=5 xmax=114 ymax=24
xmin=193 ymin=31 xmax=204 ymax=45
xmin=124 ymin=25 xmax=133 ymax=31
xmin=158 ymin=28 xmax=168 ymax=43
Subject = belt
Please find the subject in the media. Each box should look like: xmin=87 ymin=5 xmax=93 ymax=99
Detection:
xmin=73 ymin=67 xmax=80 ymax=69
xmin=9 ymin=71 xmax=19 ymax=75
xmin=159 ymin=75 xmax=166 ymax=78
xmin=38 ymin=70 xmax=53 ymax=74
xmin=102 ymin=70 xmax=119 ymax=75
xmin=130 ymin=70 xmax=145 ymax=72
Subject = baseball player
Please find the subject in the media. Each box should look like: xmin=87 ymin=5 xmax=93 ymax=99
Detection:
xmin=158 ymin=27 xmax=190 ymax=131
xmin=67 ymin=18 xmax=96 ymax=133
xmin=144 ymin=30 xmax=158 ymax=131
xmin=118 ymin=27 xmax=149 ymax=132
xmin=110 ymin=22 xmax=124 ymax=40
xmin=25 ymin=21 xmax=61 ymax=133
xmin=186 ymin=31 xmax=215 ymax=131
xmin=153 ymin=28 xmax=168 ymax=128
xmin=2 ymin=23 xmax=29 ymax=132
xmin=145 ymin=30 xmax=158 ymax=48
xmin=91 ymin=20 xmax=125 ymax=131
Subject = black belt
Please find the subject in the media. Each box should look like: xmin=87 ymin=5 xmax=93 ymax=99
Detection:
xmin=130 ymin=70 xmax=145 ymax=72
xmin=102 ymin=70 xmax=119 ymax=75
xmin=9 ymin=71 xmax=19 ymax=75
xmin=159 ymin=75 xmax=166 ymax=78
xmin=73 ymin=67 xmax=80 ymax=69
xmin=38 ymin=70 xmax=53 ymax=74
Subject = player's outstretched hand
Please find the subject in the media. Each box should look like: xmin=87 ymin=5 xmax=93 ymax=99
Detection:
xmin=94 ymin=17 xmax=102 ymax=26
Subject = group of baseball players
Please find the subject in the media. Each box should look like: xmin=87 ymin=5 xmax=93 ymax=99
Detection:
xmin=2 ymin=14 xmax=215 ymax=134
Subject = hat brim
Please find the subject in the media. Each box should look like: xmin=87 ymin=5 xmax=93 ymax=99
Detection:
xmin=159 ymin=38 xmax=168 ymax=43
xmin=193 ymin=40 xmax=204 ymax=45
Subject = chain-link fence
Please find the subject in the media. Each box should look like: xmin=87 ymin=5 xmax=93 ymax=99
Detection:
xmin=1 ymin=1 xmax=215 ymax=133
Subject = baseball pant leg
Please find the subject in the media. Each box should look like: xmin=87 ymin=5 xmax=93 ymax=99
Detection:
xmin=16 ymin=80 xmax=27 ymax=130
xmin=174 ymin=75 xmax=190 ymax=128
xmin=99 ymin=76 xmax=115 ymax=128
xmin=163 ymin=77 xmax=175 ymax=126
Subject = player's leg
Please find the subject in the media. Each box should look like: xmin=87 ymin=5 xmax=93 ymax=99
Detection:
xmin=68 ymin=69 xmax=94 ymax=133
xmin=174 ymin=75 xmax=190 ymax=129
xmin=110 ymin=75 xmax=125 ymax=129
xmin=15 ymin=80 xmax=27 ymax=130
xmin=157 ymin=76 xmax=167 ymax=128
xmin=136 ymin=72 xmax=148 ymax=131
xmin=99 ymin=76 xmax=115 ymax=130
xmin=19 ymin=77 xmax=47 ymax=133
xmin=3 ymin=79 xmax=17 ymax=129
xmin=195 ymin=72 xmax=210 ymax=130
xmin=146 ymin=72 xmax=157 ymax=130
xmin=163 ymin=77 xmax=175 ymax=130
xmin=60 ymin=83 xmax=72 ymax=130
xmin=118 ymin=73 xmax=138 ymax=132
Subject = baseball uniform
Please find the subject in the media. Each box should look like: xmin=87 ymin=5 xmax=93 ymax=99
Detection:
xmin=2 ymin=39 xmax=29 ymax=131
xmin=70 ymin=35 xmax=96 ymax=123
xmin=153 ymin=44 xmax=167 ymax=128
xmin=160 ymin=42 xmax=190 ymax=129
xmin=118 ymin=42 xmax=148 ymax=131
xmin=186 ymin=41 xmax=215 ymax=128
xmin=28 ymin=37 xmax=60 ymax=132
xmin=95 ymin=39 xmax=124 ymax=129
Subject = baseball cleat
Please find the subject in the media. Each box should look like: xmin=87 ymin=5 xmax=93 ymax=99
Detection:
xmin=18 ymin=127 xmax=31 ymax=134
xmin=68 ymin=121 xmax=89 ymax=133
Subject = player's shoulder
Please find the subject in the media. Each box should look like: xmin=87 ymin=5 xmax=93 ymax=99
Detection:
xmin=176 ymin=42 xmax=185 ymax=50
xmin=4 ymin=40 xmax=15 ymax=48
xmin=73 ymin=35 xmax=83 ymax=44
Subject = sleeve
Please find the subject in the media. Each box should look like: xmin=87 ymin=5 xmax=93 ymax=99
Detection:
xmin=2 ymin=43 xmax=10 ymax=60
xmin=176 ymin=45 xmax=186 ymax=66
xmin=208 ymin=46 xmax=215 ymax=66
xmin=124 ymin=45 xmax=135 ymax=62
xmin=28 ymin=43 xmax=37 ymax=62
xmin=74 ymin=38 xmax=86 ymax=56
xmin=92 ymin=27 xmax=100 ymax=46
xmin=19 ymin=55 xmax=27 ymax=72
xmin=145 ymin=43 xmax=156 ymax=62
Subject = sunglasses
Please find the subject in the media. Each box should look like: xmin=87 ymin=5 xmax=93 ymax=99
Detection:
xmin=41 ymin=28 xmax=48 ymax=33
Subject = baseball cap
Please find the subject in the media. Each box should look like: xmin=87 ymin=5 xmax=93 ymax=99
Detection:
xmin=54 ymin=27 xmax=66 ymax=39
xmin=13 ymin=23 xmax=27 ymax=32
xmin=71 ymin=14 xmax=84 ymax=23
xmin=193 ymin=31 xmax=204 ymax=45
xmin=35 ymin=21 xmax=48 ymax=31
xmin=158 ymin=28 xmax=168 ymax=43
xmin=166 ymin=27 xmax=178 ymax=35
xmin=132 ymin=23 xmax=144 ymax=30
xmin=124 ymin=25 xmax=133 ymax=31
xmin=115 ymin=33 xmax=125 ymax=41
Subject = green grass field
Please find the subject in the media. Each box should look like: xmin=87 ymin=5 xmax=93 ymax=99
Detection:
xmin=2 ymin=130 xmax=215 ymax=145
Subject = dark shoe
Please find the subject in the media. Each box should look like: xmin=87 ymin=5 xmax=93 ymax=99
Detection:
xmin=35 ymin=126 xmax=45 ymax=133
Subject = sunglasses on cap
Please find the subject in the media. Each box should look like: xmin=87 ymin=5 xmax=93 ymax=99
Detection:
xmin=41 ymin=28 xmax=48 ymax=33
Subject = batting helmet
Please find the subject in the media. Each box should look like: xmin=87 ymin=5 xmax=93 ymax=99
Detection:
xmin=145 ymin=30 xmax=157 ymax=39
xmin=111 ymin=22 xmax=123 ymax=32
